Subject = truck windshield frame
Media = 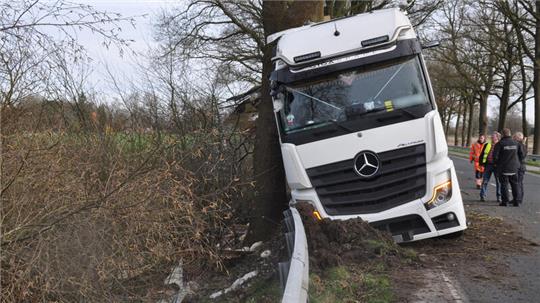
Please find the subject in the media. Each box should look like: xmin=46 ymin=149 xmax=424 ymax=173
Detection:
xmin=278 ymin=55 xmax=431 ymax=135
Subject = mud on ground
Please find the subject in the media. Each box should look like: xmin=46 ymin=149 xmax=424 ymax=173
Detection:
xmin=401 ymin=211 xmax=538 ymax=293
xmin=297 ymin=203 xmax=538 ymax=302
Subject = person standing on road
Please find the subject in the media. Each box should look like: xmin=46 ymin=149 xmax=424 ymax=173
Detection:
xmin=470 ymin=134 xmax=486 ymax=189
xmin=513 ymin=132 xmax=527 ymax=204
xmin=479 ymin=131 xmax=501 ymax=202
xmin=494 ymin=128 xmax=525 ymax=207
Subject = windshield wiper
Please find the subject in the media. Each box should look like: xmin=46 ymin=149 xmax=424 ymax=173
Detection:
xmin=346 ymin=106 xmax=386 ymax=118
xmin=372 ymin=63 xmax=406 ymax=100
xmin=288 ymin=119 xmax=353 ymax=133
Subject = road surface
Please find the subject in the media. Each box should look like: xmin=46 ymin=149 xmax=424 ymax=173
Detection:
xmin=451 ymin=155 xmax=540 ymax=303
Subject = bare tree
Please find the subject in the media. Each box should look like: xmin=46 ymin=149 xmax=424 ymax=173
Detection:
xmin=1 ymin=0 xmax=134 ymax=129
xmin=497 ymin=0 xmax=539 ymax=152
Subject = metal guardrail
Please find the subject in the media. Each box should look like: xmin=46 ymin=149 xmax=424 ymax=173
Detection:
xmin=279 ymin=206 xmax=309 ymax=303
xmin=448 ymin=145 xmax=540 ymax=162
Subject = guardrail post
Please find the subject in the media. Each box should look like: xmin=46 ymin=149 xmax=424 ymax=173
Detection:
xmin=278 ymin=261 xmax=290 ymax=290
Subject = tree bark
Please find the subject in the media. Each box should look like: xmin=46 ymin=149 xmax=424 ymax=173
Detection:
xmin=479 ymin=50 xmax=496 ymax=135
xmin=247 ymin=0 xmax=324 ymax=243
xmin=498 ymin=24 xmax=515 ymax=132
xmin=445 ymin=104 xmax=454 ymax=135
xmin=454 ymin=101 xmax=462 ymax=146
xmin=533 ymin=0 xmax=540 ymax=154
xmin=478 ymin=92 xmax=489 ymax=135
xmin=498 ymin=70 xmax=512 ymax=132
xmin=521 ymin=51 xmax=529 ymax=147
xmin=461 ymin=100 xmax=468 ymax=146
xmin=467 ymin=101 xmax=474 ymax=146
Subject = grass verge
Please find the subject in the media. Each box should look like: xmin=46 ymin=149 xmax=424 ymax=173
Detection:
xmin=309 ymin=266 xmax=393 ymax=303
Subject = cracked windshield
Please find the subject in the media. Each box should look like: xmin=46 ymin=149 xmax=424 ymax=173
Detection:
xmin=280 ymin=56 xmax=430 ymax=133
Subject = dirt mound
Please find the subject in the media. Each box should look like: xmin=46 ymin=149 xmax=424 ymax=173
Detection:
xmin=296 ymin=203 xmax=402 ymax=271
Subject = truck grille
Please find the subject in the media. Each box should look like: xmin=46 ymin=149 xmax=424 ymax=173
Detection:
xmin=306 ymin=144 xmax=426 ymax=216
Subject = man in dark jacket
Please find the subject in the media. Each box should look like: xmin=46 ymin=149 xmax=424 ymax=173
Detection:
xmin=493 ymin=128 xmax=525 ymax=206
xmin=513 ymin=132 xmax=527 ymax=204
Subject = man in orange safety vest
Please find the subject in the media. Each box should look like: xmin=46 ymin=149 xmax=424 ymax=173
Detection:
xmin=470 ymin=134 xmax=486 ymax=189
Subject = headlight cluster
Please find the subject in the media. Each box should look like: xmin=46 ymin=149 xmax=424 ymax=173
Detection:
xmin=294 ymin=199 xmax=323 ymax=221
xmin=425 ymin=170 xmax=452 ymax=210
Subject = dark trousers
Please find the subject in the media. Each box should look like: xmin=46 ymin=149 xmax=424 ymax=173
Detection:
xmin=475 ymin=170 xmax=483 ymax=179
xmin=499 ymin=174 xmax=521 ymax=205
xmin=480 ymin=164 xmax=500 ymax=199
xmin=517 ymin=168 xmax=525 ymax=203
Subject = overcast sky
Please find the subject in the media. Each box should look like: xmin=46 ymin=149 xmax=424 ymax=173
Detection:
xmin=67 ymin=0 xmax=177 ymax=94
xmin=66 ymin=0 xmax=534 ymax=123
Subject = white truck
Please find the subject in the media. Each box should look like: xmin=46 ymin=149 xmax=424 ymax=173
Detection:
xmin=268 ymin=8 xmax=466 ymax=242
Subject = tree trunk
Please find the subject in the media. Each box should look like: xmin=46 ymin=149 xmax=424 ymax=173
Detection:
xmin=467 ymin=101 xmax=474 ymax=146
xmin=478 ymin=92 xmax=489 ymax=135
xmin=521 ymin=61 xmax=529 ymax=150
xmin=445 ymin=105 xmax=453 ymax=136
xmin=454 ymin=101 xmax=462 ymax=146
xmin=533 ymin=0 xmax=540 ymax=154
xmin=479 ymin=49 xmax=496 ymax=135
xmin=247 ymin=0 xmax=324 ymax=243
xmin=461 ymin=100 xmax=468 ymax=146
xmin=498 ymin=73 xmax=512 ymax=132
xmin=498 ymin=31 xmax=514 ymax=132
xmin=439 ymin=104 xmax=447 ymax=133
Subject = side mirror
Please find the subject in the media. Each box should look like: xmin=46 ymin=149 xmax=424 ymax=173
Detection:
xmin=270 ymin=80 xmax=279 ymax=97
xmin=422 ymin=41 xmax=440 ymax=49
xmin=270 ymin=81 xmax=285 ymax=97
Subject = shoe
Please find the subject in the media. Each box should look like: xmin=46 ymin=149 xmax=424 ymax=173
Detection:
xmin=480 ymin=197 xmax=485 ymax=202
xmin=499 ymin=202 xmax=508 ymax=207
xmin=476 ymin=184 xmax=481 ymax=189
xmin=497 ymin=197 xmax=501 ymax=203
xmin=513 ymin=203 xmax=519 ymax=207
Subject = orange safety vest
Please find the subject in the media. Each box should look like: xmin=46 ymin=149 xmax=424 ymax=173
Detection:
xmin=470 ymin=142 xmax=485 ymax=173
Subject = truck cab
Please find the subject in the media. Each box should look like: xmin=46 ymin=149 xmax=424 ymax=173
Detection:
xmin=268 ymin=8 xmax=466 ymax=242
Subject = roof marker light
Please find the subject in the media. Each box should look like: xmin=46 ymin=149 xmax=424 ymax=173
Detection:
xmin=293 ymin=51 xmax=321 ymax=63
xmin=361 ymin=35 xmax=389 ymax=47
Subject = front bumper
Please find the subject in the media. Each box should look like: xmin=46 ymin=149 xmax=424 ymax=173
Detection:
xmin=290 ymin=157 xmax=467 ymax=242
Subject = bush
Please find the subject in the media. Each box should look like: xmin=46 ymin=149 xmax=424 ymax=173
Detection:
xmin=1 ymin=128 xmax=251 ymax=301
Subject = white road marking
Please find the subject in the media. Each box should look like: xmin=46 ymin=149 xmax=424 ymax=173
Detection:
xmin=441 ymin=271 xmax=468 ymax=303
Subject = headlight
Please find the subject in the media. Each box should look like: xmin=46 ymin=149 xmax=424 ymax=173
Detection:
xmin=424 ymin=171 xmax=452 ymax=210
xmin=294 ymin=199 xmax=323 ymax=221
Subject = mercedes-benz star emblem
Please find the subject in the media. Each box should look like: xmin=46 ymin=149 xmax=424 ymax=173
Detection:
xmin=354 ymin=151 xmax=380 ymax=178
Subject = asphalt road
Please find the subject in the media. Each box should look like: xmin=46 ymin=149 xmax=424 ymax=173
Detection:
xmin=451 ymin=155 xmax=540 ymax=303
